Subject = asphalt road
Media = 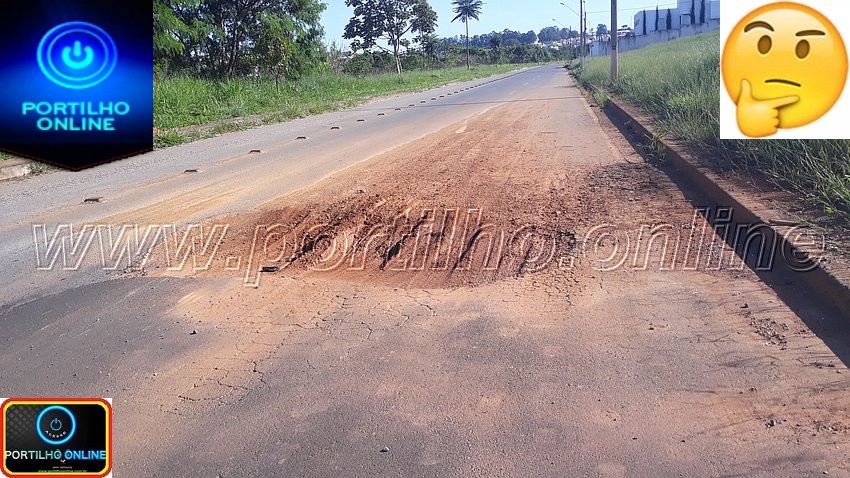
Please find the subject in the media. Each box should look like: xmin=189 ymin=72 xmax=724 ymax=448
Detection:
xmin=2 ymin=65 xmax=849 ymax=477
xmin=0 ymin=66 xmax=547 ymax=305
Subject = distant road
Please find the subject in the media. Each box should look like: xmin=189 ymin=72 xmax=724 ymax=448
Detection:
xmin=2 ymin=65 xmax=848 ymax=478
xmin=0 ymin=66 xmax=546 ymax=304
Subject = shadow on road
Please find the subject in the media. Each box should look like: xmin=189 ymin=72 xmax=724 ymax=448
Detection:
xmin=599 ymin=103 xmax=850 ymax=369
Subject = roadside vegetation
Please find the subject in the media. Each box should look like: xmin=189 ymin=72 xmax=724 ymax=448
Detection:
xmin=155 ymin=63 xmax=540 ymax=136
xmin=5 ymin=2 xmax=577 ymax=159
xmin=152 ymin=0 xmax=572 ymax=146
xmin=451 ymin=0 xmax=485 ymax=70
xmin=577 ymin=31 xmax=850 ymax=226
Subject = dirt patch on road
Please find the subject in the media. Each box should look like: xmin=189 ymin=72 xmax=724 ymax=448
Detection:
xmin=121 ymin=74 xmax=850 ymax=476
xmin=146 ymin=99 xmax=594 ymax=289
xmin=144 ymin=90 xmax=752 ymax=292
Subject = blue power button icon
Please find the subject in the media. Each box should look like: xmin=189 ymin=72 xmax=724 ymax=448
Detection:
xmin=36 ymin=405 xmax=77 ymax=445
xmin=37 ymin=22 xmax=118 ymax=90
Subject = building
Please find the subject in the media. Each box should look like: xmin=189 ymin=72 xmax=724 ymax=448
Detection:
xmin=590 ymin=0 xmax=720 ymax=57
xmin=633 ymin=0 xmax=720 ymax=36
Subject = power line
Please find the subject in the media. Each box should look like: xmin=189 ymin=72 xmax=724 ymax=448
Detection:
xmin=587 ymin=3 xmax=678 ymax=14
xmin=557 ymin=0 xmax=680 ymax=16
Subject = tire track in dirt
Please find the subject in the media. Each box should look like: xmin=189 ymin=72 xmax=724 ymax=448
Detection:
xmin=122 ymin=76 xmax=850 ymax=476
xmin=145 ymin=99 xmax=589 ymax=289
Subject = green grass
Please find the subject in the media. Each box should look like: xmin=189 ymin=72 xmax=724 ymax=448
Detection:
xmin=0 ymin=151 xmax=58 ymax=174
xmin=577 ymin=31 xmax=850 ymax=226
xmin=2 ymin=64 xmax=549 ymax=165
xmin=155 ymin=64 xmax=545 ymax=140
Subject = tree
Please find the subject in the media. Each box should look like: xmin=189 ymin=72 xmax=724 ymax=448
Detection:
xmin=699 ymin=0 xmax=706 ymax=23
xmin=689 ymin=0 xmax=695 ymax=25
xmin=154 ymin=0 xmax=326 ymax=78
xmin=489 ymin=33 xmax=502 ymax=64
xmin=520 ymin=30 xmax=538 ymax=44
xmin=654 ymin=6 xmax=659 ymax=32
xmin=451 ymin=0 xmax=484 ymax=70
xmin=666 ymin=8 xmax=672 ymax=30
xmin=642 ymin=10 xmax=647 ymax=35
xmin=327 ymin=41 xmax=347 ymax=73
xmin=420 ymin=32 xmax=440 ymax=67
xmin=539 ymin=26 xmax=561 ymax=43
xmin=153 ymin=0 xmax=185 ymax=70
xmin=502 ymin=29 xmax=521 ymax=44
xmin=254 ymin=12 xmax=295 ymax=90
xmin=344 ymin=0 xmax=438 ymax=75
xmin=596 ymin=24 xmax=608 ymax=40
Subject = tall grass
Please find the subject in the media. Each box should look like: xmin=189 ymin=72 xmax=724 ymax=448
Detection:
xmin=155 ymin=64 xmax=538 ymax=131
xmin=3 ymin=64 xmax=546 ymax=163
xmin=578 ymin=32 xmax=850 ymax=226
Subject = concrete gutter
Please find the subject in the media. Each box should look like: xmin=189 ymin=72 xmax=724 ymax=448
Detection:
xmin=590 ymin=86 xmax=850 ymax=318
xmin=0 ymin=157 xmax=33 ymax=181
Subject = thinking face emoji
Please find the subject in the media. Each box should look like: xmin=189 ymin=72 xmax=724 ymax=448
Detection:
xmin=722 ymin=2 xmax=848 ymax=137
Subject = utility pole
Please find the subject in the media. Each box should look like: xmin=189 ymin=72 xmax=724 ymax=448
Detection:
xmin=610 ymin=0 xmax=618 ymax=80
xmin=579 ymin=0 xmax=585 ymax=67
xmin=559 ymin=1 xmax=583 ymax=65
xmin=584 ymin=8 xmax=588 ymax=64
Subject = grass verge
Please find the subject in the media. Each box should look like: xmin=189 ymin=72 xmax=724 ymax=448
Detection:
xmin=154 ymin=63 xmax=549 ymax=146
xmin=3 ymin=64 xmax=552 ymax=165
xmin=576 ymin=31 xmax=850 ymax=227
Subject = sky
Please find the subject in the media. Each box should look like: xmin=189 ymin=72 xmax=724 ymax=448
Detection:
xmin=320 ymin=0 xmax=683 ymax=47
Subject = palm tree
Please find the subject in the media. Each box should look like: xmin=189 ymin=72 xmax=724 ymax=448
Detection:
xmin=451 ymin=0 xmax=484 ymax=70
xmin=489 ymin=33 xmax=502 ymax=64
xmin=421 ymin=33 xmax=440 ymax=68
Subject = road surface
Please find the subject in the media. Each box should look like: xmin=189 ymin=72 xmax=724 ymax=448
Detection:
xmin=1 ymin=66 xmax=849 ymax=477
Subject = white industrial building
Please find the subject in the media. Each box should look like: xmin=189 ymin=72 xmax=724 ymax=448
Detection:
xmin=633 ymin=0 xmax=720 ymax=36
xmin=590 ymin=0 xmax=720 ymax=56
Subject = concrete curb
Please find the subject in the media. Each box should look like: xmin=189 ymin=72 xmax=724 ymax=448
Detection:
xmin=0 ymin=159 xmax=33 ymax=181
xmin=592 ymin=87 xmax=850 ymax=318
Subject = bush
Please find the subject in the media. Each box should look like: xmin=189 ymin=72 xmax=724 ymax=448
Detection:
xmin=154 ymin=64 xmax=545 ymax=133
xmin=578 ymin=32 xmax=850 ymax=225
xmin=338 ymin=44 xmax=570 ymax=76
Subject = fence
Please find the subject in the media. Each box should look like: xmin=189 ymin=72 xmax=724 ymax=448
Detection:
xmin=590 ymin=19 xmax=719 ymax=57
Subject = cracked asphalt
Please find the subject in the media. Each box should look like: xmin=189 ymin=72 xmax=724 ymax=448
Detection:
xmin=2 ymin=66 xmax=850 ymax=477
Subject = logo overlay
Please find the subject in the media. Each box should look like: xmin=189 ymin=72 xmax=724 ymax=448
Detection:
xmin=720 ymin=0 xmax=850 ymax=139
xmin=37 ymin=22 xmax=119 ymax=91
xmin=1 ymin=398 xmax=112 ymax=478
xmin=0 ymin=1 xmax=152 ymax=170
